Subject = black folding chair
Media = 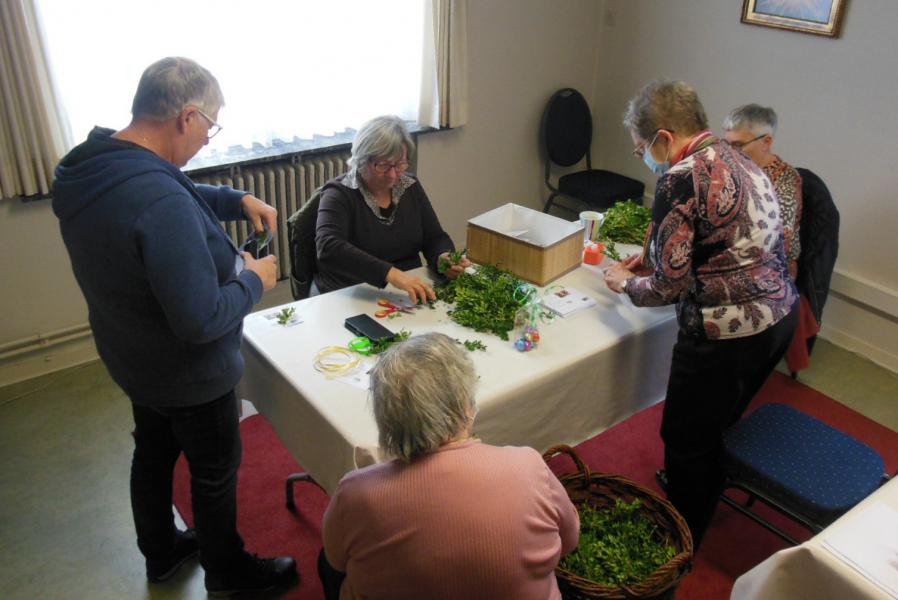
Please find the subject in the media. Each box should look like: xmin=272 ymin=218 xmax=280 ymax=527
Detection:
xmin=541 ymin=88 xmax=645 ymax=217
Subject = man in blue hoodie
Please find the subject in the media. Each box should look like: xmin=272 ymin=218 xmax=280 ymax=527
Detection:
xmin=53 ymin=57 xmax=297 ymax=596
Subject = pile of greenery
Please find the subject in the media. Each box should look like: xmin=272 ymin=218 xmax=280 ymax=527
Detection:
xmin=599 ymin=200 xmax=653 ymax=245
xmin=436 ymin=264 xmax=524 ymax=341
xmin=560 ymin=499 xmax=677 ymax=587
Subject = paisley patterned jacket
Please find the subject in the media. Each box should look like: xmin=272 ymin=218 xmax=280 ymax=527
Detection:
xmin=626 ymin=140 xmax=797 ymax=340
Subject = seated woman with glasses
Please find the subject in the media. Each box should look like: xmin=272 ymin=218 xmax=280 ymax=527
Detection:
xmin=320 ymin=332 xmax=580 ymax=600
xmin=314 ymin=115 xmax=470 ymax=302
xmin=723 ymin=104 xmax=802 ymax=281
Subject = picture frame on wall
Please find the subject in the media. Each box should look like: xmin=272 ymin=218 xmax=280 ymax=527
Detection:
xmin=741 ymin=0 xmax=847 ymax=37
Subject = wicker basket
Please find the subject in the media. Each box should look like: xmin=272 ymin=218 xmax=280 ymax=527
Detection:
xmin=544 ymin=445 xmax=693 ymax=600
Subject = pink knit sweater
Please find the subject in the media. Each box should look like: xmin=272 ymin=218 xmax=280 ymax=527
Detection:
xmin=322 ymin=439 xmax=580 ymax=600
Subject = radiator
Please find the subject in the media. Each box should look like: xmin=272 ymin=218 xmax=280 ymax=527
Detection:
xmin=192 ymin=150 xmax=350 ymax=280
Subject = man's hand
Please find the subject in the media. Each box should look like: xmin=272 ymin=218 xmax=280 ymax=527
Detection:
xmin=241 ymin=252 xmax=278 ymax=291
xmin=242 ymin=194 xmax=277 ymax=235
xmin=387 ymin=267 xmax=435 ymax=304
xmin=439 ymin=252 xmax=472 ymax=280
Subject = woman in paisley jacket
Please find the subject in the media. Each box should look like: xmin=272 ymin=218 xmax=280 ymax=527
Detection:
xmin=603 ymin=79 xmax=798 ymax=549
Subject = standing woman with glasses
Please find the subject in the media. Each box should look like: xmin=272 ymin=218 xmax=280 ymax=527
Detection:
xmin=602 ymin=80 xmax=799 ymax=550
xmin=315 ymin=115 xmax=469 ymax=301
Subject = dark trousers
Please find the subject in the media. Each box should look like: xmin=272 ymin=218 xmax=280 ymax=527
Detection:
xmin=661 ymin=304 xmax=798 ymax=549
xmin=318 ymin=548 xmax=346 ymax=600
xmin=130 ymin=390 xmax=245 ymax=572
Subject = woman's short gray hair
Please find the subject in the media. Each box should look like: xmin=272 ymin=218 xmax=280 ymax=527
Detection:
xmin=623 ymin=79 xmax=708 ymax=140
xmin=723 ymin=104 xmax=778 ymax=137
xmin=370 ymin=332 xmax=476 ymax=463
xmin=348 ymin=115 xmax=416 ymax=170
xmin=131 ymin=57 xmax=224 ymax=121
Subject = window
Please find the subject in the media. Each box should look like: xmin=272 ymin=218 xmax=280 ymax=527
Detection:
xmin=35 ymin=0 xmax=425 ymax=166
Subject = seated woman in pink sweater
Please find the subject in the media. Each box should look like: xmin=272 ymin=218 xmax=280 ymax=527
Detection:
xmin=320 ymin=332 xmax=580 ymax=600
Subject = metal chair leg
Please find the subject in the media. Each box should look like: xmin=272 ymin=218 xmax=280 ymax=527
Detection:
xmin=285 ymin=471 xmax=315 ymax=512
xmin=543 ymin=192 xmax=558 ymax=214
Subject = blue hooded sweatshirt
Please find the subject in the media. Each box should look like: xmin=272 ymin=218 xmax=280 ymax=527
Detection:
xmin=53 ymin=127 xmax=263 ymax=407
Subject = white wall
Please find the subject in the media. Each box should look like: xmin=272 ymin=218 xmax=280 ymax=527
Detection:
xmin=417 ymin=0 xmax=603 ymax=244
xmin=590 ymin=0 xmax=898 ymax=372
xmin=0 ymin=0 xmax=605 ymax=385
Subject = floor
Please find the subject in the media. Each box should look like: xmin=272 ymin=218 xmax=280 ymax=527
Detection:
xmin=1 ymin=338 xmax=896 ymax=599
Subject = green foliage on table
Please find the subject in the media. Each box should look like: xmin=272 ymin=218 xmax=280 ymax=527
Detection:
xmin=436 ymin=264 xmax=524 ymax=341
xmin=276 ymin=307 xmax=296 ymax=326
xmin=368 ymin=329 xmax=411 ymax=354
xmin=457 ymin=338 xmax=487 ymax=352
xmin=560 ymin=499 xmax=677 ymax=587
xmin=602 ymin=240 xmax=623 ymax=262
xmin=438 ymin=247 xmax=468 ymax=274
xmin=599 ymin=200 xmax=652 ymax=245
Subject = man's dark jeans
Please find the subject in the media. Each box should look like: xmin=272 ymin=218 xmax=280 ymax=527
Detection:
xmin=130 ymin=390 xmax=245 ymax=572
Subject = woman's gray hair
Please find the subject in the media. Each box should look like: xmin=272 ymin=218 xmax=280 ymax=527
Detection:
xmin=623 ymin=79 xmax=708 ymax=140
xmin=131 ymin=57 xmax=224 ymax=121
xmin=723 ymin=104 xmax=778 ymax=137
xmin=348 ymin=115 xmax=416 ymax=170
xmin=370 ymin=332 xmax=476 ymax=463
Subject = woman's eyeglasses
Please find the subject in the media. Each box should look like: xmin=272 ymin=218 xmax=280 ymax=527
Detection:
xmin=371 ymin=160 xmax=409 ymax=174
xmin=633 ymin=130 xmax=662 ymax=158
xmin=726 ymin=133 xmax=766 ymax=150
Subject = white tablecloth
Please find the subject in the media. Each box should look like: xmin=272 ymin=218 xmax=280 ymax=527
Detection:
xmin=237 ymin=261 xmax=677 ymax=494
xmin=731 ymin=477 xmax=898 ymax=600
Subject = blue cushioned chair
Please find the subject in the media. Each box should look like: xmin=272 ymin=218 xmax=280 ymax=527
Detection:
xmin=721 ymin=403 xmax=890 ymax=545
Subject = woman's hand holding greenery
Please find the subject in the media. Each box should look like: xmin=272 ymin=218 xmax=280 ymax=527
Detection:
xmin=438 ymin=248 xmax=471 ymax=280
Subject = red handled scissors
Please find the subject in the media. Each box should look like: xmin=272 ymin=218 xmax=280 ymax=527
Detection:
xmin=375 ymin=299 xmax=419 ymax=318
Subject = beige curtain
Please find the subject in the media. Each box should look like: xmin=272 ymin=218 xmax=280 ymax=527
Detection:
xmin=419 ymin=0 xmax=468 ymax=129
xmin=0 ymin=0 xmax=71 ymax=200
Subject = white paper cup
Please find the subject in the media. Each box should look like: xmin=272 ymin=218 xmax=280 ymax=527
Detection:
xmin=579 ymin=211 xmax=603 ymax=243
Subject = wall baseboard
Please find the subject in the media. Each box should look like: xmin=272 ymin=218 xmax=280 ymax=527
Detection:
xmin=830 ymin=269 xmax=898 ymax=319
xmin=0 ymin=334 xmax=99 ymax=388
xmin=820 ymin=322 xmax=898 ymax=375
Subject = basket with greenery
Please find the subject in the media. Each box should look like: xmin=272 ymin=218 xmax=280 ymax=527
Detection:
xmin=544 ymin=445 xmax=693 ymax=600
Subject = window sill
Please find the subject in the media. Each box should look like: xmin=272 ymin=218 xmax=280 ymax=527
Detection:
xmin=185 ymin=122 xmax=442 ymax=177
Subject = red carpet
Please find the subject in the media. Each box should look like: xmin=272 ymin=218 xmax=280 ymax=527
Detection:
xmin=173 ymin=372 xmax=898 ymax=599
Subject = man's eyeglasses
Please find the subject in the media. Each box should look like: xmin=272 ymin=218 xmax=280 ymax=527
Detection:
xmin=371 ymin=159 xmax=409 ymax=174
xmin=726 ymin=133 xmax=765 ymax=150
xmin=195 ymin=107 xmax=223 ymax=139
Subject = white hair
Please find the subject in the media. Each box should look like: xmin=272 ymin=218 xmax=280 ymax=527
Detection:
xmin=131 ymin=57 xmax=224 ymax=121
xmin=723 ymin=104 xmax=778 ymax=137
xmin=347 ymin=115 xmax=416 ymax=170
xmin=370 ymin=332 xmax=476 ymax=463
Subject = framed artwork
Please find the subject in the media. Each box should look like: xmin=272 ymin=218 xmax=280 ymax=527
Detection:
xmin=741 ymin=0 xmax=847 ymax=37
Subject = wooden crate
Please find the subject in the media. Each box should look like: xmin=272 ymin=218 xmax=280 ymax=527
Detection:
xmin=466 ymin=204 xmax=583 ymax=286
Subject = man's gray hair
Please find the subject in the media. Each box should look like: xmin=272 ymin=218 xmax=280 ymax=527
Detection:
xmin=723 ymin=103 xmax=778 ymax=137
xmin=131 ymin=57 xmax=224 ymax=121
xmin=623 ymin=79 xmax=709 ymax=140
xmin=348 ymin=115 xmax=416 ymax=170
xmin=370 ymin=332 xmax=476 ymax=463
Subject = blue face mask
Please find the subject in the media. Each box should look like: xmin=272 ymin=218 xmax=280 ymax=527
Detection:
xmin=643 ymin=150 xmax=669 ymax=175
xmin=641 ymin=131 xmax=670 ymax=175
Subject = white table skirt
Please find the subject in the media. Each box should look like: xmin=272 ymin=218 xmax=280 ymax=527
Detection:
xmin=731 ymin=477 xmax=898 ymax=600
xmin=237 ymin=260 xmax=677 ymax=494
